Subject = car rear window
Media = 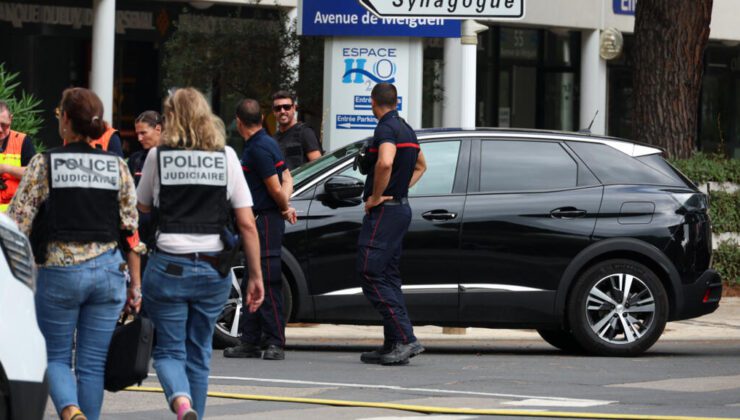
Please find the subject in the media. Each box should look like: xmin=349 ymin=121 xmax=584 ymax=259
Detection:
xmin=480 ymin=140 xmax=578 ymax=192
xmin=567 ymin=141 xmax=685 ymax=186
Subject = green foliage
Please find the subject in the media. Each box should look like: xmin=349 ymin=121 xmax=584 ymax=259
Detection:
xmin=162 ymin=11 xmax=298 ymax=114
xmin=669 ymin=152 xmax=740 ymax=184
xmin=0 ymin=63 xmax=45 ymax=152
xmin=713 ymin=241 xmax=740 ymax=287
xmin=709 ymin=191 xmax=740 ymax=234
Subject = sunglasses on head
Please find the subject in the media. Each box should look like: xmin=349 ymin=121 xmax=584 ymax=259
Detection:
xmin=273 ymin=104 xmax=293 ymax=112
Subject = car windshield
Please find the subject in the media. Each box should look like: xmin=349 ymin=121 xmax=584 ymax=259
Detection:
xmin=292 ymin=141 xmax=364 ymax=186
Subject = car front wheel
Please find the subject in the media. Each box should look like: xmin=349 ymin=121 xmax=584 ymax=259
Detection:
xmin=567 ymin=259 xmax=668 ymax=356
xmin=213 ymin=266 xmax=293 ymax=349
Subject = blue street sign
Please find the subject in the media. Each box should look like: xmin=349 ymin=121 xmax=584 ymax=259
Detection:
xmin=613 ymin=0 xmax=636 ymax=16
xmin=300 ymin=0 xmax=460 ymax=38
xmin=353 ymin=96 xmax=403 ymax=111
xmin=336 ymin=114 xmax=378 ymax=130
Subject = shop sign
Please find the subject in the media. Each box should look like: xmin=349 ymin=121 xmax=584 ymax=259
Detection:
xmin=612 ymin=0 xmax=636 ymax=16
xmin=359 ymin=0 xmax=525 ymax=19
xmin=0 ymin=2 xmax=154 ymax=34
xmin=327 ymin=38 xmax=411 ymax=148
xmin=300 ymin=0 xmax=460 ymax=37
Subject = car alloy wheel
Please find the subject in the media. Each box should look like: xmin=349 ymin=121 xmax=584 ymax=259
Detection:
xmin=213 ymin=266 xmax=294 ymax=349
xmin=213 ymin=267 xmax=244 ymax=349
xmin=568 ymin=259 xmax=668 ymax=356
xmin=586 ymin=274 xmax=656 ymax=344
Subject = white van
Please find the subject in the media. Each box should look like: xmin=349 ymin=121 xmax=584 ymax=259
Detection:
xmin=0 ymin=213 xmax=47 ymax=419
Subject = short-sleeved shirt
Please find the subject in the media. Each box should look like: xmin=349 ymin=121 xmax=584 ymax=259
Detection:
xmin=363 ymin=110 xmax=420 ymax=201
xmin=274 ymin=122 xmax=321 ymax=170
xmin=242 ymin=129 xmax=287 ymax=212
xmin=136 ymin=145 xmax=253 ymax=254
xmin=0 ymin=134 xmax=36 ymax=166
xmin=107 ymin=132 xmax=124 ymax=157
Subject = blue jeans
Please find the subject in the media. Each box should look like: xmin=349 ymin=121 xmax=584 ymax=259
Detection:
xmin=143 ymin=252 xmax=231 ymax=418
xmin=35 ymin=249 xmax=126 ymax=420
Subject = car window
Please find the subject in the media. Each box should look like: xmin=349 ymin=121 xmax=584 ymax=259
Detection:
xmin=409 ymin=141 xmax=461 ymax=196
xmin=568 ymin=141 xmax=684 ymax=186
xmin=292 ymin=142 xmax=363 ymax=186
xmin=480 ymin=140 xmax=578 ymax=192
xmin=337 ymin=140 xmax=461 ymax=196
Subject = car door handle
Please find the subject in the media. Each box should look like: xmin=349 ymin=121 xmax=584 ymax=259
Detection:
xmin=550 ymin=207 xmax=587 ymax=219
xmin=422 ymin=210 xmax=458 ymax=221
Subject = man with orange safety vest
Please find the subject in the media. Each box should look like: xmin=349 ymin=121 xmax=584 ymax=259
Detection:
xmin=0 ymin=100 xmax=36 ymax=212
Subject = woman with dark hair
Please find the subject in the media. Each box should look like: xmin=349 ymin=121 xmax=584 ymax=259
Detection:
xmin=130 ymin=110 xmax=162 ymax=186
xmin=8 ymin=87 xmax=140 ymax=420
xmin=137 ymin=87 xmax=263 ymax=420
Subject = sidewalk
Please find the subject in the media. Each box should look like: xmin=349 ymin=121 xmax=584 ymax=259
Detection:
xmin=285 ymin=297 xmax=740 ymax=346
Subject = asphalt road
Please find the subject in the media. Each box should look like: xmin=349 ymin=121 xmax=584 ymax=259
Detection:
xmin=43 ymin=339 xmax=740 ymax=419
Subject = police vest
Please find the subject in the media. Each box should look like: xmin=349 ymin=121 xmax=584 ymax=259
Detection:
xmin=46 ymin=142 xmax=121 ymax=243
xmin=0 ymin=130 xmax=26 ymax=211
xmin=157 ymin=146 xmax=229 ymax=234
xmin=90 ymin=126 xmax=117 ymax=151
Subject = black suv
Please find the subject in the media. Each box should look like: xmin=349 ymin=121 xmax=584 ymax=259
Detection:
xmin=215 ymin=128 xmax=722 ymax=356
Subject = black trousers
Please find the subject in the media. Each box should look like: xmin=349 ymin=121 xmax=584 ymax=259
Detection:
xmin=356 ymin=203 xmax=416 ymax=345
xmin=240 ymin=209 xmax=286 ymax=347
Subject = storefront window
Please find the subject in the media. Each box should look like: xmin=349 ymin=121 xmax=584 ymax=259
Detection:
xmin=476 ymin=27 xmax=579 ymax=131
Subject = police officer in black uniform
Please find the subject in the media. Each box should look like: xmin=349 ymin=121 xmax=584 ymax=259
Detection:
xmin=224 ymin=98 xmax=297 ymax=361
xmin=358 ymin=83 xmax=427 ymax=366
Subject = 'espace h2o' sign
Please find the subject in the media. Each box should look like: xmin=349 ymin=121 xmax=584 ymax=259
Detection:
xmin=358 ymin=0 xmax=525 ymax=19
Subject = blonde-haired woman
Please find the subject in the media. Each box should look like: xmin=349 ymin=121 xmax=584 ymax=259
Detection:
xmin=137 ymin=88 xmax=263 ymax=420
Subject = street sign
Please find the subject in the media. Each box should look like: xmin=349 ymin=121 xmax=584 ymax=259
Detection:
xmin=612 ymin=0 xmax=636 ymax=16
xmin=358 ymin=0 xmax=525 ymax=20
xmin=299 ymin=0 xmax=460 ymax=38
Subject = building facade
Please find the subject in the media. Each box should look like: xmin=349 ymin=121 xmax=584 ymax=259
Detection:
xmin=2 ymin=0 xmax=739 ymax=157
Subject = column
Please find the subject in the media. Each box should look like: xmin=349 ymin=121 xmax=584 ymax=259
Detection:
xmin=580 ymin=29 xmax=607 ymax=135
xmin=442 ymin=38 xmax=462 ymax=127
xmin=90 ymin=0 xmax=116 ymax=123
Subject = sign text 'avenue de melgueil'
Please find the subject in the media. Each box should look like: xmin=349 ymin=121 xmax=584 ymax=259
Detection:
xmin=358 ymin=0 xmax=524 ymax=19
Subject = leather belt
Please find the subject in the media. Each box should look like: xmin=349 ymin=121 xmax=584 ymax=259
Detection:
xmin=156 ymin=248 xmax=219 ymax=264
xmin=383 ymin=197 xmax=409 ymax=206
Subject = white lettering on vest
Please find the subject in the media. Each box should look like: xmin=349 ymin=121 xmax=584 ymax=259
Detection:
xmin=50 ymin=153 xmax=120 ymax=190
xmin=159 ymin=150 xmax=227 ymax=186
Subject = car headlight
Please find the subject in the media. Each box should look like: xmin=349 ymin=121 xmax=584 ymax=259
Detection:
xmin=0 ymin=225 xmax=36 ymax=291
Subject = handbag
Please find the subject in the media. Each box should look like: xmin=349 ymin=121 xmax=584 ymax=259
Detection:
xmin=104 ymin=313 xmax=154 ymax=392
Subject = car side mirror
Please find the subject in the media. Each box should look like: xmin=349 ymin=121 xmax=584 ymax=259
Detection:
xmin=325 ymin=175 xmax=364 ymax=201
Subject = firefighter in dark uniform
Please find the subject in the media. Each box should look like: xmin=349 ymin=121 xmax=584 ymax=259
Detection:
xmin=358 ymin=83 xmax=427 ymax=366
xmin=224 ymin=98 xmax=297 ymax=361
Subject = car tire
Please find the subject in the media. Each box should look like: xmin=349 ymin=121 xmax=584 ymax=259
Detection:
xmin=537 ymin=328 xmax=584 ymax=353
xmin=213 ymin=266 xmax=293 ymax=349
xmin=567 ymin=259 xmax=668 ymax=357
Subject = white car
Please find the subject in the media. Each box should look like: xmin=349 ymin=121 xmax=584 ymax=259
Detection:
xmin=0 ymin=213 xmax=47 ymax=419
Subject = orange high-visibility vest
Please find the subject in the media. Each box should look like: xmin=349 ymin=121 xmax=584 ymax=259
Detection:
xmin=0 ymin=130 xmax=26 ymax=212
xmin=90 ymin=126 xmax=117 ymax=151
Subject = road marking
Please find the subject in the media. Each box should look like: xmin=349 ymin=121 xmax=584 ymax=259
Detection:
xmin=200 ymin=374 xmax=614 ymax=407
xmin=609 ymin=374 xmax=740 ymax=392
xmin=504 ymin=399 xmax=609 ymax=408
xmin=127 ymin=386 xmax=740 ymax=420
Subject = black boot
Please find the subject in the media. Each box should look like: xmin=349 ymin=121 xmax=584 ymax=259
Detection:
xmin=263 ymin=344 xmax=285 ymax=360
xmin=223 ymin=342 xmax=261 ymax=358
xmin=379 ymin=341 xmax=424 ymax=365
